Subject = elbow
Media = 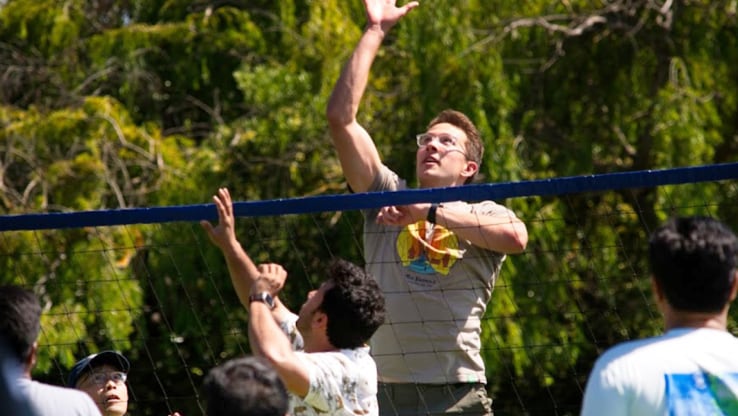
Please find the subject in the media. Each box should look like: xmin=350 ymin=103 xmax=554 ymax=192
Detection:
xmin=325 ymin=109 xmax=344 ymax=141
xmin=510 ymin=236 xmax=528 ymax=254
xmin=325 ymin=101 xmax=345 ymax=128
xmin=507 ymin=225 xmax=529 ymax=254
xmin=325 ymin=98 xmax=356 ymax=132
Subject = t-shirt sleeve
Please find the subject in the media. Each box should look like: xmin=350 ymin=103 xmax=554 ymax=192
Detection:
xmin=367 ymin=164 xmax=404 ymax=193
xmin=297 ymin=352 xmax=352 ymax=413
xmin=277 ymin=312 xmax=304 ymax=351
xmin=580 ymin=357 xmax=630 ymax=416
xmin=473 ymin=200 xmax=520 ymax=218
xmin=362 ymin=165 xmax=406 ymax=220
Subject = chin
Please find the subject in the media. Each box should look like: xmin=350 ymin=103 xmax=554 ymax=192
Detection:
xmin=104 ymin=404 xmax=127 ymax=416
xmin=416 ymin=172 xmax=432 ymax=186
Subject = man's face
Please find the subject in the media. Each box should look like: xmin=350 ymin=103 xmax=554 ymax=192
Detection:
xmin=415 ymin=122 xmax=475 ymax=188
xmin=296 ymin=281 xmax=332 ymax=335
xmin=76 ymin=364 xmax=129 ymax=416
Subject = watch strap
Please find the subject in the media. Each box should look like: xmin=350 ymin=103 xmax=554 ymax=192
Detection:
xmin=249 ymin=292 xmax=275 ymax=310
xmin=427 ymin=203 xmax=439 ymax=224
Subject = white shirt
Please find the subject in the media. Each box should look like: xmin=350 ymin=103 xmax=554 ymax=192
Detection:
xmin=17 ymin=378 xmax=102 ymax=416
xmin=581 ymin=328 xmax=738 ymax=415
xmin=280 ymin=313 xmax=379 ymax=416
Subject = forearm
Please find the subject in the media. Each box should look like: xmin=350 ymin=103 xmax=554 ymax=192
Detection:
xmin=326 ymin=26 xmax=385 ymax=125
xmin=248 ymin=302 xmax=309 ymax=396
xmin=248 ymin=303 xmax=295 ymax=361
xmin=434 ymin=205 xmax=528 ymax=254
xmin=326 ymin=26 xmax=386 ymax=192
xmin=221 ymin=242 xmax=260 ymax=307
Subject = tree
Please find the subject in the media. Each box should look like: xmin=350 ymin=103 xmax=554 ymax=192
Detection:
xmin=1 ymin=0 xmax=737 ymax=414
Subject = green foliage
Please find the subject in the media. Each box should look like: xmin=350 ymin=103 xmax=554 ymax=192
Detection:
xmin=0 ymin=96 xmax=192 ymax=212
xmin=2 ymin=0 xmax=738 ymax=414
xmin=0 ymin=0 xmax=85 ymax=55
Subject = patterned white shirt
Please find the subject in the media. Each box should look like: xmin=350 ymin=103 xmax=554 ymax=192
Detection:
xmin=279 ymin=313 xmax=379 ymax=416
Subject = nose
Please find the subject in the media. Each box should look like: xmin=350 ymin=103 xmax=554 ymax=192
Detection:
xmin=424 ymin=138 xmax=441 ymax=151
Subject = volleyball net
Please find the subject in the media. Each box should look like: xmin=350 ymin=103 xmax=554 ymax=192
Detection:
xmin=2 ymin=162 xmax=737 ymax=415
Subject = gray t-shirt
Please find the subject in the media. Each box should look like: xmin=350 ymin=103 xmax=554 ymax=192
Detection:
xmin=364 ymin=165 xmax=517 ymax=384
xmin=17 ymin=378 xmax=102 ymax=416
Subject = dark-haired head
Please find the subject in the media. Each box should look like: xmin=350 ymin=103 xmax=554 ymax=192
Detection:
xmin=649 ymin=216 xmax=738 ymax=313
xmin=0 ymin=285 xmax=41 ymax=365
xmin=320 ymin=259 xmax=386 ymax=349
xmin=203 ymin=356 xmax=288 ymax=416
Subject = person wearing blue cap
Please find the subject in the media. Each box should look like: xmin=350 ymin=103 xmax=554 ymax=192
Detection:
xmin=68 ymin=350 xmax=130 ymax=416
xmin=0 ymin=284 xmax=101 ymax=416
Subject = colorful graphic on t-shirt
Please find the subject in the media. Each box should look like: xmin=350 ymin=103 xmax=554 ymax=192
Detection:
xmin=396 ymin=220 xmax=465 ymax=275
xmin=664 ymin=371 xmax=738 ymax=415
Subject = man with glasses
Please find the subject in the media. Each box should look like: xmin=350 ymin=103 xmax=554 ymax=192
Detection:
xmin=68 ymin=351 xmax=130 ymax=416
xmin=325 ymin=1 xmax=528 ymax=415
xmin=0 ymin=284 xmax=101 ymax=416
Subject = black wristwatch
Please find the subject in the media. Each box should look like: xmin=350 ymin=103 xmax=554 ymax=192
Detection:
xmin=249 ymin=292 xmax=276 ymax=310
xmin=427 ymin=202 xmax=440 ymax=224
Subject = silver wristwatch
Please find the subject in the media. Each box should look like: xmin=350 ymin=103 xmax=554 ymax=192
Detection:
xmin=248 ymin=292 xmax=276 ymax=310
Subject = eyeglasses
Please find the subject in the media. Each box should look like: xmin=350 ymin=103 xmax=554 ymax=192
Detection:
xmin=416 ymin=133 xmax=460 ymax=148
xmin=416 ymin=133 xmax=465 ymax=156
xmin=81 ymin=371 xmax=127 ymax=387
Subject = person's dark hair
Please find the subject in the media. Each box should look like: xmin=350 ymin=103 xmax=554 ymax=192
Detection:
xmin=203 ymin=356 xmax=288 ymax=416
xmin=320 ymin=258 xmax=386 ymax=349
xmin=0 ymin=285 xmax=41 ymax=363
xmin=428 ymin=109 xmax=484 ymax=184
xmin=649 ymin=216 xmax=738 ymax=313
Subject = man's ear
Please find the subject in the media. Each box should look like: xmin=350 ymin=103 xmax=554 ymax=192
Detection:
xmin=313 ymin=310 xmax=328 ymax=330
xmin=461 ymin=160 xmax=479 ymax=178
xmin=729 ymin=271 xmax=738 ymax=302
xmin=25 ymin=341 xmax=38 ymax=372
xmin=651 ymin=276 xmax=666 ymax=304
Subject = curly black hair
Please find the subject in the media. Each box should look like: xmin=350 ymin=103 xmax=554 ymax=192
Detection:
xmin=319 ymin=258 xmax=386 ymax=349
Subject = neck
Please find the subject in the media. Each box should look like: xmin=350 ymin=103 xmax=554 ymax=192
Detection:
xmin=303 ymin=338 xmax=337 ymax=354
xmin=419 ymin=178 xmax=462 ymax=189
xmin=663 ymin=309 xmax=728 ymax=331
xmin=304 ymin=343 xmax=338 ymax=353
xmin=21 ymin=353 xmax=34 ymax=379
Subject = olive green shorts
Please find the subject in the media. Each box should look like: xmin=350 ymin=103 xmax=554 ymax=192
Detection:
xmin=378 ymin=382 xmax=493 ymax=416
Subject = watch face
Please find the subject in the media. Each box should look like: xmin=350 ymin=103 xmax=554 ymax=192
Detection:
xmin=250 ymin=292 xmax=275 ymax=309
xmin=263 ymin=293 xmax=274 ymax=308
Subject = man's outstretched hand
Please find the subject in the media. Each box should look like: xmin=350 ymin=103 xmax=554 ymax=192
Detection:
xmin=363 ymin=0 xmax=420 ymax=32
xmin=201 ymin=187 xmax=239 ymax=252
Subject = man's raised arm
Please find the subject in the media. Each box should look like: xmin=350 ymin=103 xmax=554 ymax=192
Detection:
xmin=200 ymin=188 xmax=262 ymax=308
xmin=326 ymin=0 xmax=418 ymax=193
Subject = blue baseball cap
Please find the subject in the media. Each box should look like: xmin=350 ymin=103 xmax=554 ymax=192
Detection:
xmin=67 ymin=350 xmax=130 ymax=387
